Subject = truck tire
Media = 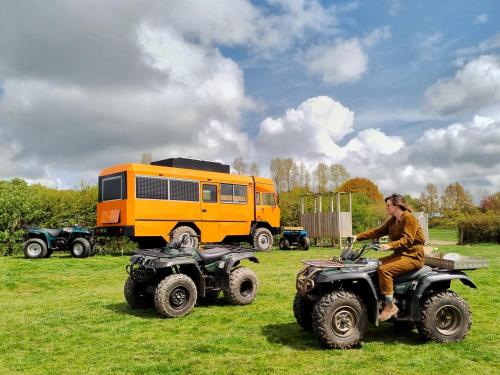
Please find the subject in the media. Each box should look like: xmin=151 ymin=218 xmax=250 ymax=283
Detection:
xmin=299 ymin=236 xmax=310 ymax=250
xmin=154 ymin=274 xmax=197 ymax=318
xmin=293 ymin=293 xmax=313 ymax=331
xmin=171 ymin=226 xmax=198 ymax=248
xmin=417 ymin=290 xmax=472 ymax=343
xmin=312 ymin=290 xmax=368 ymax=349
xmin=124 ymin=276 xmax=154 ymax=309
xmin=70 ymin=238 xmax=91 ymax=258
xmin=23 ymin=238 xmax=48 ymax=259
xmin=224 ymin=267 xmax=258 ymax=305
xmin=279 ymin=237 xmax=290 ymax=250
xmin=253 ymin=227 xmax=273 ymax=251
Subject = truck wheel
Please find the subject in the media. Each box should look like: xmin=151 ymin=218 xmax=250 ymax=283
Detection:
xmin=171 ymin=226 xmax=198 ymax=248
xmin=312 ymin=290 xmax=368 ymax=349
xmin=124 ymin=276 xmax=154 ymax=309
xmin=417 ymin=290 xmax=472 ymax=343
xmin=279 ymin=237 xmax=290 ymax=250
xmin=154 ymin=274 xmax=197 ymax=318
xmin=253 ymin=227 xmax=273 ymax=251
xmin=70 ymin=238 xmax=91 ymax=258
xmin=23 ymin=239 xmax=48 ymax=259
xmin=224 ymin=267 xmax=258 ymax=305
xmin=293 ymin=293 xmax=313 ymax=331
xmin=299 ymin=236 xmax=310 ymax=250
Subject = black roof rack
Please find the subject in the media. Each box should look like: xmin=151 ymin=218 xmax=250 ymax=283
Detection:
xmin=150 ymin=158 xmax=230 ymax=174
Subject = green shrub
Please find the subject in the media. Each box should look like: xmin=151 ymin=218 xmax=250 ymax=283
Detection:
xmin=458 ymin=214 xmax=500 ymax=244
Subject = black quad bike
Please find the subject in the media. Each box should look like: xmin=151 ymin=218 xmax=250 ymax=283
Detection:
xmin=293 ymin=237 xmax=478 ymax=348
xmin=23 ymin=225 xmax=95 ymax=259
xmin=124 ymin=239 xmax=260 ymax=318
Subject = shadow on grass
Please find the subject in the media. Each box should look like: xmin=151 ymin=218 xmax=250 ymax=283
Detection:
xmin=104 ymin=303 xmax=159 ymax=319
xmin=261 ymin=322 xmax=424 ymax=350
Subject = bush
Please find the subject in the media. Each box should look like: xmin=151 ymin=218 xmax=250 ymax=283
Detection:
xmin=458 ymin=214 xmax=500 ymax=244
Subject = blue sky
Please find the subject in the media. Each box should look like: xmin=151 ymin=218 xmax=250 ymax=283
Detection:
xmin=0 ymin=0 xmax=499 ymax=198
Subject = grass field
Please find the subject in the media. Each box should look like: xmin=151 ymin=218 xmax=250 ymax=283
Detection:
xmin=429 ymin=228 xmax=458 ymax=242
xmin=1 ymin=238 xmax=498 ymax=374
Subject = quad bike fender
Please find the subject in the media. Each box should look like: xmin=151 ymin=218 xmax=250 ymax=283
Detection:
xmin=316 ymin=272 xmax=380 ymax=326
xmin=220 ymin=252 xmax=259 ymax=274
xmin=408 ymin=272 xmax=477 ymax=321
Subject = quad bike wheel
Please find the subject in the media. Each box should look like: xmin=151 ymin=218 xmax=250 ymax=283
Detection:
xmin=312 ymin=290 xmax=368 ymax=349
xmin=124 ymin=276 xmax=154 ymax=309
xmin=171 ymin=226 xmax=198 ymax=248
xmin=279 ymin=237 xmax=290 ymax=250
xmin=293 ymin=292 xmax=313 ymax=331
xmin=224 ymin=267 xmax=258 ymax=305
xmin=154 ymin=274 xmax=198 ymax=318
xmin=70 ymin=238 xmax=91 ymax=258
xmin=253 ymin=227 xmax=273 ymax=251
xmin=299 ymin=236 xmax=310 ymax=250
xmin=417 ymin=290 xmax=472 ymax=343
xmin=23 ymin=238 xmax=48 ymax=259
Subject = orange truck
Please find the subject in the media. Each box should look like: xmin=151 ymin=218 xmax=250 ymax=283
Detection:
xmin=95 ymin=158 xmax=280 ymax=251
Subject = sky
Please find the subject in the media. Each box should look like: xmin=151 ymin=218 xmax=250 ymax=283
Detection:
xmin=0 ymin=0 xmax=500 ymax=199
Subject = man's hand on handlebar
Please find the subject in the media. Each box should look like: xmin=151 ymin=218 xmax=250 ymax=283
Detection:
xmin=379 ymin=244 xmax=391 ymax=251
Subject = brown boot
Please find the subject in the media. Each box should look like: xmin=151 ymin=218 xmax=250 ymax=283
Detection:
xmin=379 ymin=303 xmax=399 ymax=322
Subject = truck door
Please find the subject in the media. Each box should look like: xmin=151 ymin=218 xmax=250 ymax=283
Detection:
xmin=200 ymin=183 xmax=220 ymax=242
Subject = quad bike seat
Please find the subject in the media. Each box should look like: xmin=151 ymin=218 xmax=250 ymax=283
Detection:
xmin=394 ymin=265 xmax=432 ymax=284
xmin=197 ymin=247 xmax=232 ymax=263
xmin=43 ymin=228 xmax=63 ymax=237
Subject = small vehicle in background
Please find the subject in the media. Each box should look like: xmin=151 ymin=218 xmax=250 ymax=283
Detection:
xmin=279 ymin=227 xmax=310 ymax=250
xmin=23 ymin=225 xmax=95 ymax=259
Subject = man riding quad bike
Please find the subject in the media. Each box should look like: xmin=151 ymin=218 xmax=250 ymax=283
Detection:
xmin=293 ymin=236 xmax=477 ymax=348
xmin=124 ymin=238 xmax=260 ymax=318
xmin=23 ymin=225 xmax=95 ymax=259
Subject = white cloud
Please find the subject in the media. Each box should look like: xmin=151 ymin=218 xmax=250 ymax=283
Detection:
xmin=456 ymin=33 xmax=500 ymax=57
xmin=424 ymin=55 xmax=500 ymax=115
xmin=417 ymin=32 xmax=443 ymax=61
xmin=305 ymin=27 xmax=390 ymax=85
xmin=473 ymin=14 xmax=488 ymax=25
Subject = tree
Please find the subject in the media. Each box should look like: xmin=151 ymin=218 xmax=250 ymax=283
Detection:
xmin=282 ymin=158 xmax=297 ymax=192
xmin=338 ymin=177 xmax=384 ymax=203
xmin=249 ymin=162 xmax=259 ymax=176
xmin=270 ymin=158 xmax=283 ymax=192
xmin=330 ymin=164 xmax=350 ymax=191
xmin=420 ymin=183 xmax=440 ymax=217
xmin=232 ymin=157 xmax=248 ymax=175
xmin=141 ymin=153 xmax=152 ymax=164
xmin=480 ymin=192 xmax=500 ymax=212
xmin=441 ymin=182 xmax=475 ymax=213
xmin=314 ymin=162 xmax=329 ymax=193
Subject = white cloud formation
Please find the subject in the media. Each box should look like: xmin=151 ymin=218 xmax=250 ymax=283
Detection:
xmin=424 ymin=55 xmax=500 ymax=115
xmin=305 ymin=27 xmax=390 ymax=85
xmin=253 ymin=96 xmax=500 ymax=198
xmin=456 ymin=33 xmax=500 ymax=57
xmin=473 ymin=14 xmax=489 ymax=25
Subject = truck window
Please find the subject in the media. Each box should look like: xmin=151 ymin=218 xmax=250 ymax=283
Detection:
xmin=221 ymin=183 xmax=247 ymax=204
xmin=170 ymin=179 xmax=199 ymax=201
xmin=102 ymin=176 xmax=122 ymax=201
xmin=136 ymin=176 xmax=169 ymax=200
xmin=202 ymin=184 xmax=217 ymax=203
xmin=255 ymin=192 xmax=260 ymax=205
xmin=262 ymin=193 xmax=275 ymax=206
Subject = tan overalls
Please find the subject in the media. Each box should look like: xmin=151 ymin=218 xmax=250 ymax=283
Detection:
xmin=356 ymin=210 xmax=425 ymax=295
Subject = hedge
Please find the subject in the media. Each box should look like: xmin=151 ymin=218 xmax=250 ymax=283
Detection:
xmin=458 ymin=214 xmax=500 ymax=244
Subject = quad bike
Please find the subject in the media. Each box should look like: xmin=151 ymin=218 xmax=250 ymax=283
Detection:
xmin=124 ymin=238 xmax=260 ymax=318
xmin=293 ymin=236 xmax=478 ymax=348
xmin=23 ymin=225 xmax=95 ymax=259
xmin=279 ymin=227 xmax=310 ymax=250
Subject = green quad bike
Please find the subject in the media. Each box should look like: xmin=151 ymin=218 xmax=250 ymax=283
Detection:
xmin=124 ymin=238 xmax=260 ymax=318
xmin=23 ymin=225 xmax=95 ymax=259
xmin=293 ymin=236 xmax=478 ymax=348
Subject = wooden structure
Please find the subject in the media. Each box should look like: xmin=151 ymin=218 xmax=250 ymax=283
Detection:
xmin=300 ymin=192 xmax=353 ymax=248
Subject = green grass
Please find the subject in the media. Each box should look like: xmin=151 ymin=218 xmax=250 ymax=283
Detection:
xmin=429 ymin=228 xmax=458 ymax=242
xmin=1 ymin=244 xmax=499 ymax=375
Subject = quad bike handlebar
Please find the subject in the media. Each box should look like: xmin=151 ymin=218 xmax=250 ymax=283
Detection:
xmin=341 ymin=238 xmax=380 ymax=261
